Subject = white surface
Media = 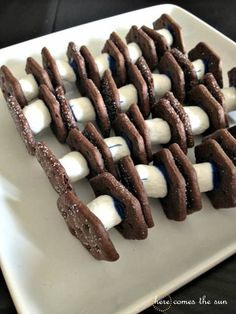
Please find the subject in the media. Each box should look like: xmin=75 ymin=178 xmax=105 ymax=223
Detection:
xmin=0 ymin=5 xmax=236 ymax=314
xmin=135 ymin=164 xmax=168 ymax=198
xmin=87 ymin=195 xmax=122 ymax=231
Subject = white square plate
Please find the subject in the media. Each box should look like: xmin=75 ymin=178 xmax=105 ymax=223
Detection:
xmin=0 ymin=4 xmax=236 ymax=314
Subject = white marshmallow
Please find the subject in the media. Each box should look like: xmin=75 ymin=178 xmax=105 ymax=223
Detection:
xmin=19 ymin=74 xmax=38 ymax=102
xmin=56 ymin=59 xmax=76 ymax=83
xmin=127 ymin=42 xmax=142 ymax=63
xmin=193 ymin=162 xmax=214 ymax=193
xmin=183 ymin=106 xmax=210 ymax=135
xmin=104 ymin=136 xmax=130 ymax=162
xmin=145 ymin=118 xmax=171 ymax=145
xmin=87 ymin=195 xmax=122 ymax=230
xmin=152 ymin=73 xmax=172 ymax=98
xmin=221 ymin=87 xmax=236 ymax=113
xmin=59 ymin=151 xmax=90 ymax=183
xmin=69 ymin=97 xmax=96 ymax=122
xmin=118 ymin=84 xmax=138 ymax=112
xmin=22 ymin=99 xmax=51 ymax=134
xmin=155 ymin=28 xmax=173 ymax=47
xmin=192 ymin=59 xmax=205 ymax=80
xmin=94 ymin=53 xmax=110 ymax=78
xmin=135 ymin=164 xmax=168 ymax=198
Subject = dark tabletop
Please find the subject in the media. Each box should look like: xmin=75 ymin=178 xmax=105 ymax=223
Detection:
xmin=0 ymin=1 xmax=235 ymax=313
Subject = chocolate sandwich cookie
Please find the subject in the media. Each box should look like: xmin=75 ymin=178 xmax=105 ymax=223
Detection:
xmin=67 ymin=42 xmax=87 ymax=95
xmin=141 ymin=25 xmax=169 ymax=60
xmin=25 ymin=57 xmax=54 ymax=92
xmin=118 ymin=155 xmax=154 ymax=228
xmin=41 ymin=47 xmax=64 ymax=91
xmin=109 ymin=31 xmax=130 ymax=62
xmin=127 ymin=61 xmax=150 ymax=118
xmin=188 ymin=84 xmax=228 ymax=134
xmin=153 ymin=13 xmax=185 ymax=53
xmin=0 ymin=65 xmax=27 ymax=108
xmin=39 ymin=84 xmax=68 ymax=143
xmin=152 ymin=98 xmax=187 ymax=153
xmin=102 ymin=39 xmax=126 ymax=87
xmin=203 ymin=73 xmax=225 ymax=107
xmin=90 ymin=172 xmax=148 ymax=239
xmin=80 ymin=45 xmax=101 ymax=90
xmin=195 ymin=139 xmax=236 ymax=208
xmin=66 ymin=128 xmax=105 ymax=177
xmin=169 ymin=143 xmax=202 ymax=214
xmin=158 ymin=51 xmax=185 ymax=103
xmin=164 ymin=91 xmax=194 ymax=148
xmin=101 ymin=69 xmax=120 ymax=122
xmin=228 ymin=125 xmax=236 ymax=139
xmin=203 ymin=128 xmax=236 ymax=166
xmin=127 ymin=104 xmax=152 ymax=162
xmin=126 ymin=25 xmax=158 ymax=71
xmin=171 ymin=48 xmax=198 ymax=91
xmin=84 ymin=78 xmax=111 ymax=137
xmin=188 ymin=42 xmax=223 ymax=88
xmin=228 ymin=67 xmax=236 ymax=87
xmin=112 ymin=112 xmax=148 ymax=164
xmin=55 ymin=86 xmax=77 ymax=131
xmin=83 ymin=122 xmax=118 ymax=178
xmin=136 ymin=56 xmax=155 ymax=109
xmin=35 ymin=141 xmax=73 ymax=195
xmin=6 ymin=95 xmax=36 ymax=155
xmin=152 ymin=148 xmax=187 ymax=221
xmin=57 ymin=190 xmax=119 ymax=261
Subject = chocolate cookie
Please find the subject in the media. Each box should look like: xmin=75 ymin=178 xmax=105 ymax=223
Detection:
xmin=83 ymin=122 xmax=118 ymax=178
xmin=109 ymin=31 xmax=130 ymax=62
xmin=84 ymin=78 xmax=111 ymax=137
xmin=164 ymin=91 xmax=194 ymax=148
xmin=41 ymin=47 xmax=64 ymax=90
xmin=101 ymin=69 xmax=120 ymax=122
xmin=171 ymin=48 xmax=198 ymax=91
xmin=67 ymin=42 xmax=87 ymax=95
xmin=6 ymin=95 xmax=36 ymax=155
xmin=102 ymin=39 xmax=126 ymax=87
xmin=126 ymin=25 xmax=158 ymax=70
xmin=127 ymin=104 xmax=152 ymax=162
xmin=136 ymin=56 xmax=155 ymax=109
xmin=153 ymin=148 xmax=187 ymax=221
xmin=228 ymin=67 xmax=236 ymax=87
xmin=203 ymin=128 xmax=236 ymax=166
xmin=188 ymin=84 xmax=227 ymax=134
xmin=169 ymin=143 xmax=202 ymax=214
xmin=55 ymin=86 xmax=77 ymax=131
xmin=203 ymin=73 xmax=225 ymax=106
xmin=25 ymin=57 xmax=53 ymax=92
xmin=0 ymin=65 xmax=27 ymax=108
xmin=90 ymin=172 xmax=148 ymax=239
xmin=188 ymin=42 xmax=223 ymax=88
xmin=39 ymin=84 xmax=67 ymax=143
xmin=66 ymin=128 xmax=105 ymax=177
xmin=153 ymin=14 xmax=185 ymax=53
xmin=141 ymin=25 xmax=169 ymax=60
xmin=152 ymin=98 xmax=187 ymax=153
xmin=57 ymin=190 xmax=119 ymax=261
xmin=228 ymin=125 xmax=236 ymax=139
xmin=127 ymin=62 xmax=150 ymax=118
xmin=195 ymin=139 xmax=236 ymax=208
xmin=80 ymin=45 xmax=101 ymax=90
xmin=35 ymin=141 xmax=72 ymax=195
xmin=118 ymin=155 xmax=154 ymax=228
xmin=158 ymin=51 xmax=185 ymax=103
xmin=113 ymin=112 xmax=148 ymax=164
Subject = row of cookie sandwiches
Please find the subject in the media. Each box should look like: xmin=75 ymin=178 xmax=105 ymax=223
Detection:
xmin=35 ymin=124 xmax=236 ymax=261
